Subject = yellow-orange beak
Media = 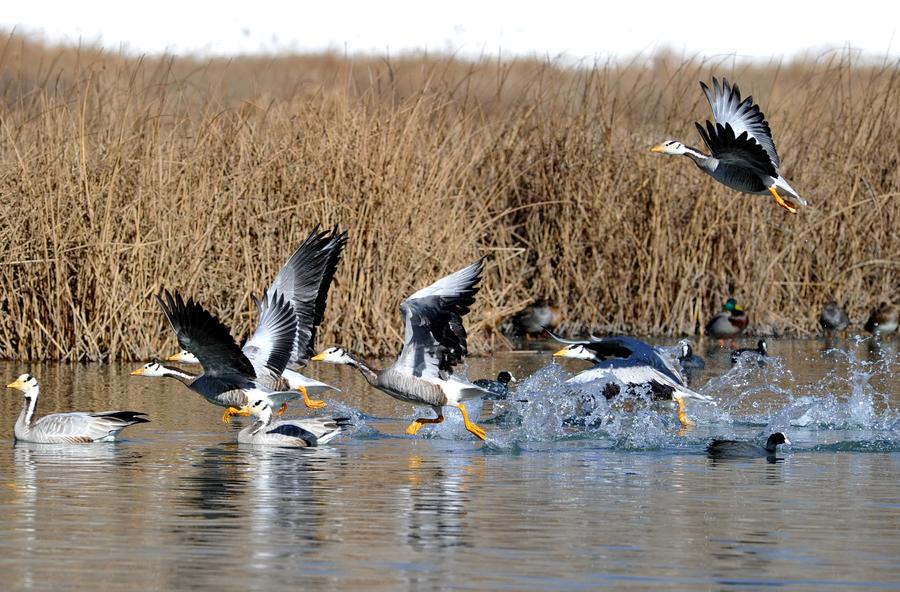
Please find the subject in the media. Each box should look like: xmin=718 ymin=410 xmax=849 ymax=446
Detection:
xmin=130 ymin=368 xmax=144 ymax=376
xmin=310 ymin=352 xmax=326 ymax=362
xmin=552 ymin=348 xmax=567 ymax=357
xmin=734 ymin=304 xmax=745 ymax=312
xmin=650 ymin=144 xmax=666 ymax=153
xmin=166 ymin=352 xmax=183 ymax=362
xmin=7 ymin=379 xmax=23 ymax=390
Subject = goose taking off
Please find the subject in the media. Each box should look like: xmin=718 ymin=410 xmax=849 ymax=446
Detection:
xmin=312 ymin=259 xmax=491 ymax=441
xmin=168 ymin=226 xmax=347 ymax=409
xmin=551 ymin=334 xmax=714 ymax=428
xmin=231 ymin=399 xmax=348 ymax=447
xmin=132 ymin=290 xmax=302 ymax=423
xmin=652 ymin=78 xmax=806 ymax=214
xmin=7 ymin=374 xmax=148 ymax=444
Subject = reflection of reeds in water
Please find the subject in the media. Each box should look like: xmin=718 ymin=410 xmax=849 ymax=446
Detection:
xmin=1 ymin=34 xmax=898 ymax=360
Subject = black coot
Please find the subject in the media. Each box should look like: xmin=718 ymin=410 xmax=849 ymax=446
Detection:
xmin=707 ymin=432 xmax=790 ymax=458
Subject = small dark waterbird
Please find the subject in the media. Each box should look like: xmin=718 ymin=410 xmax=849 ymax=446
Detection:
xmin=819 ymin=300 xmax=850 ymax=336
xmin=864 ymin=302 xmax=898 ymax=337
xmin=473 ymin=371 xmax=516 ymax=399
xmin=707 ymin=432 xmax=791 ymax=459
xmin=731 ymin=339 xmax=768 ymax=365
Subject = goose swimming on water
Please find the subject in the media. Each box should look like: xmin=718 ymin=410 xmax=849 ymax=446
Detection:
xmin=7 ymin=374 xmax=148 ymax=444
xmin=652 ymin=78 xmax=806 ymax=214
xmin=551 ymin=334 xmax=715 ymax=428
xmin=312 ymin=259 xmax=491 ymax=441
xmin=131 ymin=290 xmax=302 ymax=423
xmin=167 ymin=226 xmax=347 ymax=409
xmin=232 ymin=399 xmax=348 ymax=447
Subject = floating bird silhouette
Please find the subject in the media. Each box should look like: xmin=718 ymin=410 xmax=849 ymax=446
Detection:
xmin=864 ymin=302 xmax=898 ymax=337
xmin=819 ymin=300 xmax=850 ymax=336
xmin=707 ymin=432 xmax=790 ymax=459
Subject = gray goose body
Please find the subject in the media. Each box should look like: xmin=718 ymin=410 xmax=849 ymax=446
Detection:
xmin=170 ymin=226 xmax=348 ymax=405
xmin=552 ymin=335 xmax=714 ymax=428
xmin=8 ymin=375 xmax=148 ymax=444
xmin=238 ymin=413 xmax=346 ymax=447
xmin=653 ymin=78 xmax=806 ymax=213
xmin=132 ymin=290 xmax=302 ymax=421
xmin=313 ymin=259 xmax=491 ymax=440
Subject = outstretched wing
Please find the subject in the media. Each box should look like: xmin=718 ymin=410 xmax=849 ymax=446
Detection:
xmin=264 ymin=226 xmax=349 ymax=368
xmin=156 ymin=289 xmax=256 ymax=379
xmin=695 ymin=121 xmax=777 ymax=178
xmin=701 ymin=77 xmax=780 ymax=168
xmin=395 ymin=259 xmax=484 ymax=379
xmin=242 ymin=291 xmax=298 ymax=379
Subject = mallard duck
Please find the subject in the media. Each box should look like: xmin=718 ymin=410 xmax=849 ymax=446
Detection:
xmin=7 ymin=374 xmax=148 ymax=443
xmin=551 ymin=334 xmax=715 ymax=428
xmin=232 ymin=399 xmax=348 ymax=447
xmin=864 ymin=302 xmax=898 ymax=336
xmin=730 ymin=339 xmax=768 ymax=365
xmin=167 ymin=226 xmax=347 ymax=409
xmin=652 ymin=78 xmax=806 ymax=214
xmin=707 ymin=432 xmax=790 ymax=459
xmin=473 ymin=371 xmax=516 ymax=399
xmin=705 ymin=298 xmax=748 ymax=347
xmin=819 ymin=300 xmax=850 ymax=335
xmin=311 ymin=260 xmax=491 ymax=441
xmin=132 ymin=290 xmax=303 ymax=423
xmin=511 ymin=298 xmax=561 ymax=337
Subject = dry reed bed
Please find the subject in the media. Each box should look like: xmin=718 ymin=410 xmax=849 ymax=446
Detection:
xmin=0 ymin=35 xmax=898 ymax=361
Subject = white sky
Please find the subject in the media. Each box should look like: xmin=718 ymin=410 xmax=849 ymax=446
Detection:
xmin=3 ymin=1 xmax=899 ymax=61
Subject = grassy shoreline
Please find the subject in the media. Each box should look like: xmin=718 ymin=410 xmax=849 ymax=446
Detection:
xmin=1 ymin=35 xmax=898 ymax=361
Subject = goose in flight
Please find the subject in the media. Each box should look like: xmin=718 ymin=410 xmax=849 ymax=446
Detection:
xmin=7 ymin=374 xmax=148 ymax=443
xmin=551 ymin=334 xmax=715 ymax=428
xmin=131 ymin=290 xmax=301 ymax=423
xmin=652 ymin=78 xmax=806 ymax=214
xmin=167 ymin=226 xmax=347 ymax=409
xmin=312 ymin=259 xmax=491 ymax=441
xmin=231 ymin=399 xmax=348 ymax=447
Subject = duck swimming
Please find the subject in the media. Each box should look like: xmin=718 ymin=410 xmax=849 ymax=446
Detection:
xmin=707 ymin=432 xmax=790 ymax=459
xmin=706 ymin=298 xmax=748 ymax=348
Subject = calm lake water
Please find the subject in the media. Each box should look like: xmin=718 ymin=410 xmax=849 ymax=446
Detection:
xmin=1 ymin=338 xmax=898 ymax=591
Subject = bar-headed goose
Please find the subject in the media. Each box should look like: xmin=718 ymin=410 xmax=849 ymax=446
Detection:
xmin=652 ymin=78 xmax=806 ymax=213
xmin=167 ymin=226 xmax=347 ymax=409
xmin=132 ymin=290 xmax=301 ymax=423
xmin=232 ymin=399 xmax=348 ymax=447
xmin=7 ymin=374 xmax=148 ymax=443
xmin=551 ymin=334 xmax=714 ymax=428
xmin=312 ymin=259 xmax=491 ymax=441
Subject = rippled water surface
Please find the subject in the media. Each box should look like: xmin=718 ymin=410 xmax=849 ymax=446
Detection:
xmin=1 ymin=338 xmax=899 ymax=590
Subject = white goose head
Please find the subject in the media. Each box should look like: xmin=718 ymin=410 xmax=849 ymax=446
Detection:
xmin=7 ymin=373 xmax=38 ymax=395
xmin=651 ymin=140 xmax=689 ymax=156
xmin=167 ymin=350 xmax=200 ymax=364
xmin=311 ymin=346 xmax=355 ymax=365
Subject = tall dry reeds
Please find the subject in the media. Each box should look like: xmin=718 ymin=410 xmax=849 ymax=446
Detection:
xmin=0 ymin=34 xmax=898 ymax=361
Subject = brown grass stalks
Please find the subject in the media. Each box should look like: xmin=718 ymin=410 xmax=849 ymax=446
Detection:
xmin=0 ymin=34 xmax=898 ymax=361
